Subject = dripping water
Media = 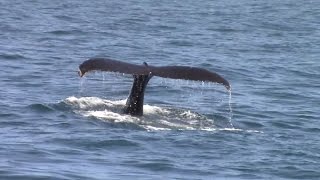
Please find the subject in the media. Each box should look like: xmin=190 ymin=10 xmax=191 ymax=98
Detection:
xmin=228 ymin=86 xmax=234 ymax=128
xmin=78 ymin=76 xmax=86 ymax=96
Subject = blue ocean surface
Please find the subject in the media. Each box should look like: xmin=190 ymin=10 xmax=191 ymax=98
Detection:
xmin=1 ymin=0 xmax=320 ymax=179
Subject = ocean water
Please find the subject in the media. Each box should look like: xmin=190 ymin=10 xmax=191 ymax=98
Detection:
xmin=1 ymin=0 xmax=320 ymax=179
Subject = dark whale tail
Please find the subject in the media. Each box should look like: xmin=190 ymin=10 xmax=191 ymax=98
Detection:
xmin=79 ymin=58 xmax=230 ymax=116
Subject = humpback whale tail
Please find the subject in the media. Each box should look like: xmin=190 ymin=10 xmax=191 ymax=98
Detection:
xmin=79 ymin=58 xmax=230 ymax=116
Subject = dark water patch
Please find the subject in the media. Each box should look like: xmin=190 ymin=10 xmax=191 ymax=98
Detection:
xmin=171 ymin=138 xmax=205 ymax=149
xmin=95 ymin=121 xmax=146 ymax=131
xmin=46 ymin=147 xmax=88 ymax=157
xmin=237 ymin=120 xmax=264 ymax=129
xmin=1 ymin=168 xmax=92 ymax=180
xmin=206 ymin=114 xmax=232 ymax=128
xmin=49 ymin=137 xmax=141 ymax=151
xmin=234 ymin=108 xmax=273 ymax=120
xmin=15 ymin=147 xmax=55 ymax=159
xmin=47 ymin=29 xmax=85 ymax=36
xmin=259 ymin=43 xmax=295 ymax=53
xmin=305 ymin=127 xmax=320 ymax=133
xmin=228 ymin=167 xmax=264 ymax=179
xmin=113 ymin=42 xmax=144 ymax=50
xmin=254 ymin=88 xmax=310 ymax=102
xmin=134 ymin=159 xmax=174 ymax=172
xmin=0 ymin=53 xmax=25 ymax=60
xmin=49 ymin=122 xmax=73 ymax=129
xmin=263 ymin=108 xmax=288 ymax=116
xmin=233 ymin=109 xmax=272 ymax=124
xmin=0 ymin=121 xmax=30 ymax=127
xmin=50 ymin=101 xmax=73 ymax=112
xmin=167 ymin=40 xmax=195 ymax=47
xmin=270 ymin=121 xmax=303 ymax=130
xmin=152 ymin=24 xmax=177 ymax=31
xmin=269 ymin=162 xmax=320 ymax=180
xmin=289 ymin=69 xmax=320 ymax=80
xmin=0 ymin=113 xmax=20 ymax=119
xmin=207 ymin=27 xmax=246 ymax=33
xmin=92 ymin=139 xmax=140 ymax=148
xmin=28 ymin=104 xmax=54 ymax=113
xmin=280 ymin=170 xmax=320 ymax=180
xmin=30 ymin=61 xmax=55 ymax=66
xmin=53 ymin=15 xmax=80 ymax=22
xmin=260 ymin=21 xmax=295 ymax=32
xmin=0 ymin=174 xmax=55 ymax=180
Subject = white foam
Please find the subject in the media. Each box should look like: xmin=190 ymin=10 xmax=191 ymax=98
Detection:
xmin=65 ymin=96 xmax=126 ymax=109
xmin=143 ymin=104 xmax=170 ymax=115
xmin=141 ymin=125 xmax=171 ymax=131
xmin=82 ymin=110 xmax=138 ymax=123
xmin=217 ymin=128 xmax=263 ymax=133
xmin=62 ymin=96 xmax=261 ymax=133
xmin=180 ymin=110 xmax=200 ymax=119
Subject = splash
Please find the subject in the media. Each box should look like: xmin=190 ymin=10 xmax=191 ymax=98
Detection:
xmin=76 ymin=74 xmax=235 ymax=129
xmin=63 ymin=96 xmax=215 ymax=131
xmin=59 ymin=96 xmax=262 ymax=133
xmin=75 ymin=72 xmax=236 ymax=131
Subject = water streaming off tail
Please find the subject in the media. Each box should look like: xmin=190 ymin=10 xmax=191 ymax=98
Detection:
xmin=76 ymin=71 xmax=234 ymax=130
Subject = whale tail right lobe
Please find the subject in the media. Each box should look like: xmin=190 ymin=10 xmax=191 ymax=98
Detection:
xmin=151 ymin=66 xmax=230 ymax=91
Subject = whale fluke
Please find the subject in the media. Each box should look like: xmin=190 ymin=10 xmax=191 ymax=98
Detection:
xmin=78 ymin=58 xmax=231 ymax=116
xmin=79 ymin=58 xmax=230 ymax=90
